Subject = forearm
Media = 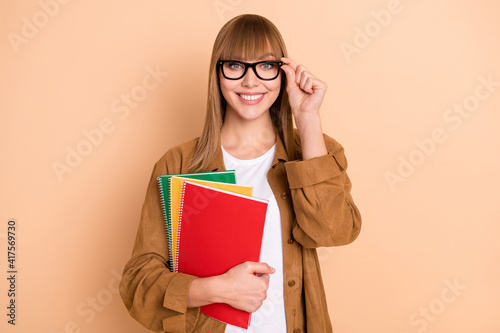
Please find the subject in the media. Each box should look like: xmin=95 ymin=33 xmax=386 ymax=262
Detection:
xmin=187 ymin=262 xmax=273 ymax=313
xmin=295 ymin=112 xmax=327 ymax=160
xmin=187 ymin=276 xmax=225 ymax=308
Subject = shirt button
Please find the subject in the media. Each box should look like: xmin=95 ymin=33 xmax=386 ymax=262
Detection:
xmin=288 ymin=280 xmax=296 ymax=287
xmin=294 ymin=329 xmax=301 ymax=333
xmin=287 ymin=238 xmax=294 ymax=244
xmin=281 ymin=192 xmax=288 ymax=200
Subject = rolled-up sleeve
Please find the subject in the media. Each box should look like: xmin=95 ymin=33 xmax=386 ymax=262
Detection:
xmin=285 ymin=134 xmax=362 ymax=248
xmin=119 ymin=160 xmax=200 ymax=333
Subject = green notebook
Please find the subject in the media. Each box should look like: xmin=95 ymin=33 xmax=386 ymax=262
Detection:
xmin=157 ymin=170 xmax=236 ymax=272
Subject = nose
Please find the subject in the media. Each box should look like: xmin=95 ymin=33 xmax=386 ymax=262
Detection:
xmin=241 ymin=67 xmax=259 ymax=87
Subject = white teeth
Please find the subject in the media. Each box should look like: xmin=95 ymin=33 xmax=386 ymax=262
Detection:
xmin=239 ymin=94 xmax=263 ymax=101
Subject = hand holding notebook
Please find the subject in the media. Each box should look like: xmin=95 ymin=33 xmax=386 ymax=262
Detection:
xmin=217 ymin=261 xmax=275 ymax=314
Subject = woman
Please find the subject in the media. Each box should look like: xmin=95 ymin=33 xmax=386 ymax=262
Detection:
xmin=120 ymin=14 xmax=361 ymax=333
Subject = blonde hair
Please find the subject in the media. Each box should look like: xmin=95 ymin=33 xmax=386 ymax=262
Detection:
xmin=188 ymin=14 xmax=295 ymax=172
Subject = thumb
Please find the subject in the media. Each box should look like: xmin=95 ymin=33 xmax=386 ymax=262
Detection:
xmin=249 ymin=262 xmax=276 ymax=275
xmin=280 ymin=64 xmax=296 ymax=91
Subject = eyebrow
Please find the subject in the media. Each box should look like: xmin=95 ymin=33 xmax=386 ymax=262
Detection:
xmin=258 ymin=53 xmax=277 ymax=60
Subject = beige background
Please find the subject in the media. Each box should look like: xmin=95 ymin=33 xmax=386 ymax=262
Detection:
xmin=1 ymin=0 xmax=499 ymax=332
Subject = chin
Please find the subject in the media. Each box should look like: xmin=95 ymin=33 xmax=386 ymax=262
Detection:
xmin=235 ymin=107 xmax=270 ymax=121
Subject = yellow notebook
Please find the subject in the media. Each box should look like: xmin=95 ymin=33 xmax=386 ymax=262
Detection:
xmin=170 ymin=176 xmax=253 ymax=272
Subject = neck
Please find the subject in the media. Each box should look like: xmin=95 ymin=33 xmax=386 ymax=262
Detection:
xmin=221 ymin=109 xmax=276 ymax=160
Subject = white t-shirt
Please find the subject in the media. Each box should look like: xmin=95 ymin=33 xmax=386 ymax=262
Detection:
xmin=222 ymin=144 xmax=287 ymax=333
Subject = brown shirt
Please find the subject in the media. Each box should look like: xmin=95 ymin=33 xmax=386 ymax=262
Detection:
xmin=119 ymin=132 xmax=362 ymax=333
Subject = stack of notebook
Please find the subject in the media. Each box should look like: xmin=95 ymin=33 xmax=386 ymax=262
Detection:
xmin=157 ymin=170 xmax=268 ymax=329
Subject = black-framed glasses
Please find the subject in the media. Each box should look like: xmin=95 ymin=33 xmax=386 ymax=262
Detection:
xmin=218 ymin=60 xmax=284 ymax=80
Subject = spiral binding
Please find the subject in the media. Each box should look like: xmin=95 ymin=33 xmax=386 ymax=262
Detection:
xmin=169 ymin=178 xmax=177 ymax=272
xmin=157 ymin=176 xmax=174 ymax=272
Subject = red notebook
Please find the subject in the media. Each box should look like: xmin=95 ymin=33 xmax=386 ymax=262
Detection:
xmin=177 ymin=181 xmax=268 ymax=329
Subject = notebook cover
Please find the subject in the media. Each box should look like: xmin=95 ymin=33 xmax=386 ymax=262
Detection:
xmin=177 ymin=181 xmax=268 ymax=329
xmin=157 ymin=170 xmax=236 ymax=271
xmin=169 ymin=176 xmax=253 ymax=272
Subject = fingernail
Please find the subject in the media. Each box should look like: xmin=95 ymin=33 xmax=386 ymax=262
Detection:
xmin=271 ymin=267 xmax=276 ymax=273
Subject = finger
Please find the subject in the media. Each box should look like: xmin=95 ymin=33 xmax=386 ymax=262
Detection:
xmin=259 ymin=273 xmax=270 ymax=285
xmin=247 ymin=261 xmax=276 ymax=274
xmin=281 ymin=57 xmax=298 ymax=71
xmin=299 ymin=71 xmax=310 ymax=91
xmin=281 ymin=57 xmax=301 ymax=91
xmin=295 ymin=65 xmax=309 ymax=86
xmin=280 ymin=63 xmax=297 ymax=91
xmin=303 ymin=77 xmax=314 ymax=94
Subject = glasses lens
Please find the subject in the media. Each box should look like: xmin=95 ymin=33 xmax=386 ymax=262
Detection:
xmin=255 ymin=61 xmax=280 ymax=80
xmin=222 ymin=61 xmax=246 ymax=79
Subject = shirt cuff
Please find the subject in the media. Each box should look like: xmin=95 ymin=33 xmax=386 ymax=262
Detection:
xmin=162 ymin=273 xmax=200 ymax=332
xmin=285 ymin=153 xmax=343 ymax=189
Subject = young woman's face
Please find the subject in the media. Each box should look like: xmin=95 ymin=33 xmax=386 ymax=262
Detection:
xmin=219 ymin=54 xmax=282 ymax=123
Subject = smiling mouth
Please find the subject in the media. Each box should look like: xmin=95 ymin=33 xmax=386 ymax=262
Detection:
xmin=237 ymin=93 xmax=264 ymax=101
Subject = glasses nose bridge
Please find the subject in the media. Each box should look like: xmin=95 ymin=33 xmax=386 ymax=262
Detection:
xmin=241 ymin=62 xmax=260 ymax=83
xmin=248 ymin=62 xmax=260 ymax=78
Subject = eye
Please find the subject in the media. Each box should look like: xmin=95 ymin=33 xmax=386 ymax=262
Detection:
xmin=260 ymin=62 xmax=276 ymax=70
xmin=227 ymin=62 xmax=244 ymax=70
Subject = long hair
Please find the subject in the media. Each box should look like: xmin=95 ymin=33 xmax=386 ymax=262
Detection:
xmin=188 ymin=14 xmax=295 ymax=172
